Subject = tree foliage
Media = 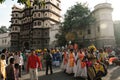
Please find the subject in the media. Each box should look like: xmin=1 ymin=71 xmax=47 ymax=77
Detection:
xmin=0 ymin=26 xmax=9 ymax=33
xmin=63 ymin=2 xmax=95 ymax=32
xmin=56 ymin=2 xmax=95 ymax=46
xmin=0 ymin=0 xmax=45 ymax=7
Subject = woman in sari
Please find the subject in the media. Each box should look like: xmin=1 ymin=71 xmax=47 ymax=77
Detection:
xmin=61 ymin=49 xmax=68 ymax=72
xmin=74 ymin=49 xmax=87 ymax=79
xmin=66 ymin=49 xmax=76 ymax=74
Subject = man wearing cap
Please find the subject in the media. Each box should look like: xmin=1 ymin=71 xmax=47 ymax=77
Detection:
xmin=27 ymin=49 xmax=42 ymax=80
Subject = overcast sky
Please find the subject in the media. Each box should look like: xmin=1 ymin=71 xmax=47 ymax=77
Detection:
xmin=0 ymin=0 xmax=120 ymax=27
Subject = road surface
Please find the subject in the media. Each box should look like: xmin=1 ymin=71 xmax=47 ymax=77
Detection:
xmin=21 ymin=65 xmax=120 ymax=80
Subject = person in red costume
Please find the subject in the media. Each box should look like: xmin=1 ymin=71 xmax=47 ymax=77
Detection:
xmin=27 ymin=49 xmax=42 ymax=80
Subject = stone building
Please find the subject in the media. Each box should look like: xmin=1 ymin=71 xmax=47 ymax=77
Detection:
xmin=71 ymin=3 xmax=116 ymax=48
xmin=87 ymin=3 xmax=116 ymax=48
xmin=114 ymin=21 xmax=120 ymax=47
xmin=0 ymin=33 xmax=10 ymax=51
xmin=10 ymin=0 xmax=61 ymax=51
xmin=73 ymin=3 xmax=115 ymax=48
xmin=0 ymin=2 xmax=116 ymax=50
xmin=49 ymin=23 xmax=60 ymax=48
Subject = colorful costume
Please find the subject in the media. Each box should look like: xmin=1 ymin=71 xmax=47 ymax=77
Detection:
xmin=61 ymin=51 xmax=68 ymax=71
xmin=66 ymin=52 xmax=76 ymax=74
xmin=74 ymin=52 xmax=87 ymax=78
xmin=86 ymin=53 xmax=96 ymax=80
xmin=0 ymin=59 xmax=6 ymax=80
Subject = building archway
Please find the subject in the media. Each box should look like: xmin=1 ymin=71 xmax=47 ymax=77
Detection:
xmin=24 ymin=42 xmax=29 ymax=50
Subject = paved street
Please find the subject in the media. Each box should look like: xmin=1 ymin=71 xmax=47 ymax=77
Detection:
xmin=103 ymin=65 xmax=120 ymax=80
xmin=21 ymin=65 xmax=120 ymax=80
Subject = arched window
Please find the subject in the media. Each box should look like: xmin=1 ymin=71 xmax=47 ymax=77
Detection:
xmin=15 ymin=20 xmax=17 ymax=23
xmin=38 ymin=21 xmax=41 ymax=25
xmin=45 ymin=32 xmax=48 ymax=35
xmin=12 ymin=14 xmax=14 ymax=17
xmin=50 ymin=13 xmax=52 ymax=17
xmin=38 ymin=13 xmax=40 ymax=17
xmin=34 ymin=22 xmax=36 ymax=26
xmin=38 ymin=31 xmax=41 ymax=34
xmin=16 ymin=14 xmax=18 ymax=17
xmin=23 ymin=13 xmax=24 ymax=17
xmin=33 ymin=41 xmax=36 ymax=44
xmin=34 ymin=13 xmax=36 ymax=17
xmin=39 ymin=4 xmax=41 ymax=9
xmin=38 ymin=41 xmax=40 ymax=44
xmin=57 ymin=3 xmax=59 ymax=7
xmin=45 ymin=40 xmax=47 ymax=43
xmin=15 ymin=27 xmax=18 ymax=30
xmin=98 ymin=26 xmax=100 ymax=32
xmin=88 ymin=29 xmax=91 ymax=34
xmin=45 ymin=13 xmax=47 ymax=16
xmin=46 ymin=6 xmax=48 ymax=9
xmin=34 ymin=6 xmax=37 ymax=9
xmin=12 ymin=27 xmax=14 ymax=31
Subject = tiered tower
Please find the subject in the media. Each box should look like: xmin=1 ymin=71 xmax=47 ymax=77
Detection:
xmin=10 ymin=0 xmax=61 ymax=51
xmin=10 ymin=5 xmax=21 ymax=51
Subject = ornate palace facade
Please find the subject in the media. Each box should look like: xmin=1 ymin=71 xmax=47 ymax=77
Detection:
xmin=10 ymin=0 xmax=61 ymax=51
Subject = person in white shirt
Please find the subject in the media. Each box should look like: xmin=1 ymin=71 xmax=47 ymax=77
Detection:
xmin=14 ymin=51 xmax=24 ymax=78
xmin=7 ymin=53 xmax=14 ymax=65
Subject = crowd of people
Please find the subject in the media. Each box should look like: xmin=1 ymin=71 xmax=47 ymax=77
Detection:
xmin=61 ymin=48 xmax=108 ymax=80
xmin=0 ymin=45 xmax=118 ymax=80
xmin=0 ymin=48 xmax=62 ymax=80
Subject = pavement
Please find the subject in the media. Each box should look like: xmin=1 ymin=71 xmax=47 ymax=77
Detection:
xmin=20 ymin=65 xmax=120 ymax=80
xmin=102 ymin=65 xmax=120 ymax=80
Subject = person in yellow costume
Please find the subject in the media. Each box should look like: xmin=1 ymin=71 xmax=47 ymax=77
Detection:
xmin=0 ymin=54 xmax=6 ymax=80
xmin=99 ymin=49 xmax=104 ymax=62
xmin=87 ymin=48 xmax=97 ymax=80
xmin=94 ymin=63 xmax=105 ymax=74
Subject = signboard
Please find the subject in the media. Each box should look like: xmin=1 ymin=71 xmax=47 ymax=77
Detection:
xmin=65 ymin=32 xmax=75 ymax=41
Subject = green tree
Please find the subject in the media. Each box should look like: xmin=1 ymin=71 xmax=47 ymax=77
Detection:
xmin=0 ymin=26 xmax=9 ymax=33
xmin=0 ymin=0 xmax=45 ymax=7
xmin=56 ymin=2 xmax=95 ymax=46
xmin=55 ymin=24 xmax=67 ymax=47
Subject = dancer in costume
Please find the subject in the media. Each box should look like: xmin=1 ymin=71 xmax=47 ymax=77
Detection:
xmin=66 ymin=49 xmax=76 ymax=74
xmin=74 ymin=49 xmax=87 ymax=79
xmin=61 ymin=49 xmax=68 ymax=72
